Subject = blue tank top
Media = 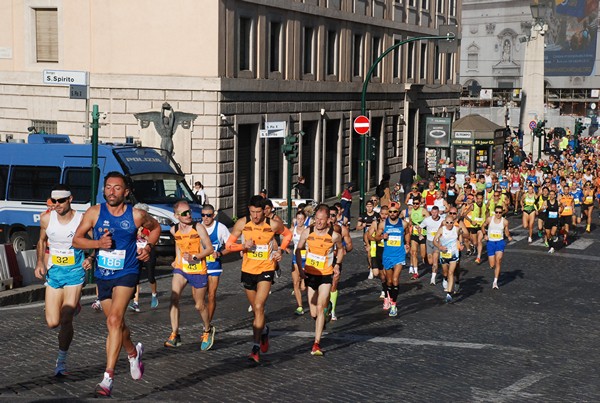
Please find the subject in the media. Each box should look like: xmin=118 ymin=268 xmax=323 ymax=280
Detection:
xmin=94 ymin=203 xmax=139 ymax=280
xmin=206 ymin=222 xmax=222 ymax=271
xmin=382 ymin=218 xmax=405 ymax=259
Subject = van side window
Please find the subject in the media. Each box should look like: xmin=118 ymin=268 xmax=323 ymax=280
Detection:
xmin=64 ymin=167 xmax=100 ymax=203
xmin=9 ymin=166 xmax=61 ymax=202
xmin=0 ymin=165 xmax=8 ymax=200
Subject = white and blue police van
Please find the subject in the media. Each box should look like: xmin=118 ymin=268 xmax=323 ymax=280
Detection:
xmin=0 ymin=133 xmax=201 ymax=253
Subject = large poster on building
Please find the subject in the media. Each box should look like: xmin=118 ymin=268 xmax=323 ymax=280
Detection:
xmin=545 ymin=0 xmax=598 ymax=76
xmin=425 ymin=117 xmax=451 ymax=148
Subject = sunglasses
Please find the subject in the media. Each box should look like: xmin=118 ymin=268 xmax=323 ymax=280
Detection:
xmin=495 ymin=211 xmax=503 ymax=214
xmin=448 ymin=212 xmax=457 ymax=215
xmin=445 ymin=221 xmax=454 ymax=225
xmin=370 ymin=199 xmax=377 ymax=202
xmin=201 ymin=213 xmax=213 ymax=217
xmin=413 ymin=203 xmax=420 ymax=206
xmin=329 ymin=214 xmax=337 ymax=217
xmin=50 ymin=197 xmax=69 ymax=204
xmin=177 ymin=209 xmax=192 ymax=216
xmin=388 ymin=210 xmax=399 ymax=213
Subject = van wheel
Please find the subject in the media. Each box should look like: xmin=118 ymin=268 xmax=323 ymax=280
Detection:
xmin=10 ymin=231 xmax=31 ymax=252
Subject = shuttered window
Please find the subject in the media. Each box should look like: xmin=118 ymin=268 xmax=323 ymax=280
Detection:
xmin=35 ymin=8 xmax=58 ymax=63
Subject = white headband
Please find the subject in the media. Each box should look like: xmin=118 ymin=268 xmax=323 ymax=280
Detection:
xmin=51 ymin=190 xmax=71 ymax=199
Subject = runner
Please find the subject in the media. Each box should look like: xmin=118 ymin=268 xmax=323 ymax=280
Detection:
xmin=365 ymin=205 xmax=388 ymax=299
xmin=582 ymin=181 xmax=595 ymax=232
xmin=408 ymin=196 xmax=429 ymax=279
xmin=164 ymin=201 xmax=215 ymax=350
xmin=375 ymin=202 xmax=410 ymax=316
xmin=445 ymin=176 xmax=460 ymax=206
xmin=570 ymin=183 xmax=583 ymax=232
xmin=201 ymin=204 xmax=232 ymax=331
xmin=542 ymin=190 xmax=560 ymax=253
xmin=521 ymin=184 xmax=538 ymax=243
xmin=481 ymin=207 xmax=513 ymax=289
xmin=34 ymin=185 xmax=91 ymax=376
xmin=559 ymin=185 xmax=575 ymax=245
xmin=357 ymin=199 xmax=380 ymax=279
xmin=420 ymin=206 xmax=443 ymax=285
xmin=463 ymin=192 xmax=487 ymax=264
xmin=72 ymin=171 xmax=160 ymax=397
xmin=294 ymin=205 xmax=344 ymax=355
xmin=329 ymin=205 xmax=353 ymax=321
xmin=291 ymin=209 xmax=308 ymax=315
xmin=433 ymin=215 xmax=463 ymax=303
xmin=537 ymin=187 xmax=549 ymax=238
xmin=422 ymin=181 xmax=437 ymax=212
xmin=225 ymin=195 xmax=292 ymax=363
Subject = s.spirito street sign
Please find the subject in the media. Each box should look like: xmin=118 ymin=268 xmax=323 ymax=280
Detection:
xmin=43 ymin=70 xmax=88 ymax=86
xmin=261 ymin=121 xmax=287 ymax=138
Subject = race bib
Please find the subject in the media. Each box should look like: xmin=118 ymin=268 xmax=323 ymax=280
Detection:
xmin=206 ymin=254 xmax=216 ymax=263
xmin=474 ymin=217 xmax=484 ymax=224
xmin=247 ymin=244 xmax=269 ymax=260
xmin=50 ymin=248 xmax=75 ymax=266
xmin=440 ymin=251 xmax=453 ymax=259
xmin=429 ymin=230 xmax=437 ymax=238
xmin=98 ymin=249 xmax=126 ymax=271
xmin=369 ymin=242 xmax=377 ymax=256
xmin=182 ymin=257 xmax=206 ymax=274
xmin=306 ymin=252 xmax=326 ymax=270
xmin=574 ymin=198 xmax=580 ymax=204
xmin=586 ymin=196 xmax=593 ymax=203
xmin=512 ymin=182 xmax=520 ymax=187
xmin=448 ymin=190 xmax=455 ymax=196
xmin=387 ymin=235 xmax=402 ymax=247
xmin=489 ymin=232 xmax=503 ymax=240
xmin=548 ymin=211 xmax=558 ymax=219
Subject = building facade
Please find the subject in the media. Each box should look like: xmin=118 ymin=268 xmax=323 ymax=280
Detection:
xmin=0 ymin=0 xmax=462 ymax=218
xmin=460 ymin=0 xmax=600 ymax=133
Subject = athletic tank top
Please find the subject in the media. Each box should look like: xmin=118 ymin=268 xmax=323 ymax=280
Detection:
xmin=487 ymin=217 xmax=505 ymax=241
xmin=205 ymin=221 xmax=223 ymax=271
xmin=292 ymin=225 xmax=307 ymax=262
xmin=46 ymin=210 xmax=84 ymax=271
xmin=94 ymin=203 xmax=138 ymax=280
xmin=304 ymin=226 xmax=335 ymax=276
xmin=523 ymin=194 xmax=537 ymax=212
xmin=241 ymin=218 xmax=276 ymax=274
xmin=174 ymin=223 xmax=207 ymax=275
xmin=547 ymin=199 xmax=559 ymax=219
xmin=410 ymin=208 xmax=426 ymax=235
xmin=560 ymin=195 xmax=574 ymax=216
xmin=383 ymin=218 xmax=405 ymax=249
xmin=438 ymin=225 xmax=459 ymax=258
xmin=466 ymin=203 xmax=486 ymax=228
xmin=433 ymin=198 xmax=446 ymax=213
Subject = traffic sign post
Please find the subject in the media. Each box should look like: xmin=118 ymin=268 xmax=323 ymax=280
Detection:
xmin=529 ymin=120 xmax=537 ymax=130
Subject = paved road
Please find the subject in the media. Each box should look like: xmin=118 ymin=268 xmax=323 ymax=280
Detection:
xmin=1 ymin=215 xmax=600 ymax=401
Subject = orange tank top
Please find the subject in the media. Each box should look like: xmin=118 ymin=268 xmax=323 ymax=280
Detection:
xmin=174 ymin=224 xmax=207 ymax=275
xmin=304 ymin=226 xmax=335 ymax=276
xmin=242 ymin=218 xmax=276 ymax=274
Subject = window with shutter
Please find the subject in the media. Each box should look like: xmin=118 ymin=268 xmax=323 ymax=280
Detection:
xmin=35 ymin=8 xmax=58 ymax=63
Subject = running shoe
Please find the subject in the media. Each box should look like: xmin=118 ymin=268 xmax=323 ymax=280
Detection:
xmin=442 ymin=279 xmax=448 ymax=291
xmin=383 ymin=298 xmax=391 ymax=310
xmin=430 ymin=280 xmax=436 ymax=286
xmin=544 ymin=240 xmax=549 ymax=247
xmin=445 ymin=293 xmax=453 ymax=303
xmin=91 ymin=299 xmax=102 ymax=312
xmin=260 ymin=325 xmax=270 ymax=353
xmin=150 ymin=295 xmax=159 ymax=309
xmin=311 ymin=342 xmax=324 ymax=356
xmin=248 ymin=305 xmax=253 ymax=313
xmin=379 ymin=291 xmax=386 ymax=299
xmin=294 ymin=307 xmax=304 ymax=315
xmin=492 ymin=282 xmax=499 ymax=290
xmin=129 ymin=342 xmax=144 ymax=380
xmin=324 ymin=301 xmax=333 ymax=323
xmin=128 ymin=301 xmax=140 ymax=313
xmin=54 ymin=360 xmax=68 ymax=377
xmin=368 ymin=269 xmax=374 ymax=280
xmin=388 ymin=304 xmax=398 ymax=317
xmin=164 ymin=332 xmax=181 ymax=348
xmin=538 ymin=230 xmax=543 ymax=238
xmin=528 ymin=236 xmax=532 ymax=243
xmin=475 ymin=257 xmax=481 ymax=264
xmin=95 ymin=372 xmax=113 ymax=397
xmin=548 ymin=247 xmax=555 ymax=254
xmin=201 ymin=326 xmax=215 ymax=351
xmin=248 ymin=345 xmax=260 ymax=363
xmin=331 ymin=312 xmax=337 ymax=321
xmin=453 ymin=283 xmax=460 ymax=294
xmin=465 ymin=249 xmax=473 ymax=257
xmin=411 ymin=273 xmax=419 ymax=281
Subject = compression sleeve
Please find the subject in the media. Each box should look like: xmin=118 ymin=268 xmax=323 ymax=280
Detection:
xmin=225 ymin=234 xmax=244 ymax=252
xmin=278 ymin=225 xmax=293 ymax=250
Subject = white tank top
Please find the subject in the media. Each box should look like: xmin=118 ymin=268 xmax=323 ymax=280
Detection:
xmin=434 ymin=198 xmax=446 ymax=213
xmin=292 ymin=225 xmax=303 ymax=252
xmin=488 ymin=217 xmax=505 ymax=241
xmin=439 ymin=225 xmax=459 ymax=255
xmin=46 ymin=210 xmax=83 ymax=250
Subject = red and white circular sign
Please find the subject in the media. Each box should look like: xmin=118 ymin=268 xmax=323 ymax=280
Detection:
xmin=354 ymin=115 xmax=370 ymax=135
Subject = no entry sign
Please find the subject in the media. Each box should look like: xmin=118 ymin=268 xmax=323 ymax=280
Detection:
xmin=354 ymin=115 xmax=370 ymax=135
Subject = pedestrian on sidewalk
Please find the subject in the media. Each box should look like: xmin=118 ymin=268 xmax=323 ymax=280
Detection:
xmin=340 ymin=182 xmax=353 ymax=226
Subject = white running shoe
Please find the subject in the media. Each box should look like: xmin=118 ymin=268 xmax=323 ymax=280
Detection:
xmin=528 ymin=237 xmax=532 ymax=243
xmin=368 ymin=269 xmax=374 ymax=280
xmin=548 ymin=247 xmax=555 ymax=254
xmin=442 ymin=279 xmax=448 ymax=291
xmin=492 ymin=282 xmax=499 ymax=290
xmin=248 ymin=305 xmax=253 ymax=312
xmin=95 ymin=372 xmax=113 ymax=397
xmin=129 ymin=342 xmax=144 ymax=380
xmin=379 ymin=291 xmax=385 ymax=299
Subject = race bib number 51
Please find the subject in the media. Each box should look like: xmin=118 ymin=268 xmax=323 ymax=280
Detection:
xmin=306 ymin=252 xmax=326 ymax=270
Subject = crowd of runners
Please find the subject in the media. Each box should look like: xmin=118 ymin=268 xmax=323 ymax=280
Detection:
xmin=33 ymin=144 xmax=600 ymax=396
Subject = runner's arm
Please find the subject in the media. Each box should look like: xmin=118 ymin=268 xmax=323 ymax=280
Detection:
xmin=34 ymin=213 xmax=50 ymax=278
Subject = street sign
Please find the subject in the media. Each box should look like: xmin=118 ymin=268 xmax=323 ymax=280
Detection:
xmin=261 ymin=121 xmax=286 ymax=138
xmin=69 ymin=85 xmax=87 ymax=100
xmin=529 ymin=120 xmax=537 ymax=130
xmin=354 ymin=115 xmax=370 ymax=135
xmin=43 ymin=70 xmax=88 ymax=86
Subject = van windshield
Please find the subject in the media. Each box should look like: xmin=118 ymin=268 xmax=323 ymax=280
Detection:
xmin=130 ymin=174 xmax=197 ymax=205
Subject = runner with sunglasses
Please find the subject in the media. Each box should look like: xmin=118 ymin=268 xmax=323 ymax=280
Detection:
xmin=433 ymin=215 xmax=463 ymax=303
xmin=408 ymin=196 xmax=429 ymax=280
xmin=164 ymin=201 xmax=215 ymax=350
xmin=582 ymin=181 xmax=595 ymax=232
xmin=481 ymin=207 xmax=513 ymax=290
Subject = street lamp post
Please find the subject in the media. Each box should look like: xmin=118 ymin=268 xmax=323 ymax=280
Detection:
xmin=521 ymin=0 xmax=551 ymax=161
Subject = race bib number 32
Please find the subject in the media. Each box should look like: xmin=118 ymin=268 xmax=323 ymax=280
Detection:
xmin=50 ymin=248 xmax=75 ymax=266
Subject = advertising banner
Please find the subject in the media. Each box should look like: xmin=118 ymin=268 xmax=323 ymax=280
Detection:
xmin=425 ymin=117 xmax=452 ymax=148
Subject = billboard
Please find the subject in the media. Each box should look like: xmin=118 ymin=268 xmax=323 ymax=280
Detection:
xmin=425 ymin=117 xmax=452 ymax=148
xmin=544 ymin=0 xmax=598 ymax=76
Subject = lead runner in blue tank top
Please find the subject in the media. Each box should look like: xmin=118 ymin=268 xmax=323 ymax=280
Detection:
xmin=72 ymin=171 xmax=161 ymax=397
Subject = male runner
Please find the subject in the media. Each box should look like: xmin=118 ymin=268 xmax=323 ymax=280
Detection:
xmin=226 ymin=196 xmax=292 ymax=363
xmin=164 ymin=201 xmax=215 ymax=350
xmin=329 ymin=205 xmax=353 ymax=320
xmin=34 ymin=185 xmax=91 ymax=376
xmin=481 ymin=207 xmax=513 ymax=289
xmin=420 ymin=206 xmax=443 ymax=285
xmin=295 ymin=205 xmax=344 ymax=355
xmin=73 ymin=171 xmax=160 ymax=397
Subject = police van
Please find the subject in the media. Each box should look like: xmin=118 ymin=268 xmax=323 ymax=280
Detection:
xmin=0 ymin=133 xmax=201 ymax=253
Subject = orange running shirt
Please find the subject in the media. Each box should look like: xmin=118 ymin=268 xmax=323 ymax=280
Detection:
xmin=304 ymin=226 xmax=335 ymax=276
xmin=174 ymin=224 xmax=207 ymax=275
xmin=241 ymin=218 xmax=276 ymax=274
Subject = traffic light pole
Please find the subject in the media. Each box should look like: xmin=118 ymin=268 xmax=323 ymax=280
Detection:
xmin=88 ymin=104 xmax=100 ymax=284
xmin=281 ymin=130 xmax=298 ymax=225
xmin=359 ymin=31 xmax=456 ymax=216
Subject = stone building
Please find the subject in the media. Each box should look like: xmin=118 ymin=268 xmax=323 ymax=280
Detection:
xmin=0 ymin=0 xmax=462 ymax=217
